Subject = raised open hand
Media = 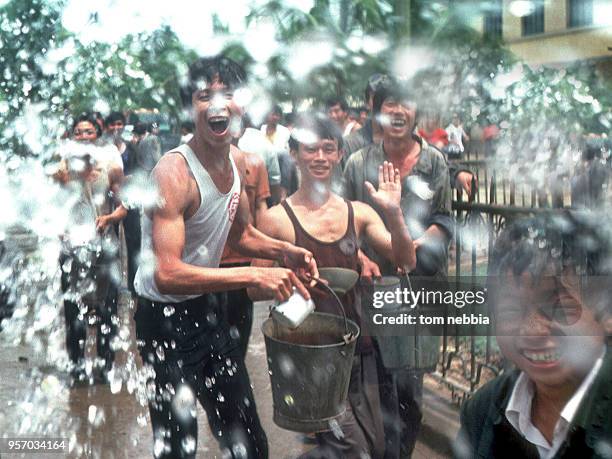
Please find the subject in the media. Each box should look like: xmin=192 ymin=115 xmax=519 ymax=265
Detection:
xmin=364 ymin=161 xmax=401 ymax=213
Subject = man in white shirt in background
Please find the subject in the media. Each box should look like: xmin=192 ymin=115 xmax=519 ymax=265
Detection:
xmin=445 ymin=113 xmax=469 ymax=155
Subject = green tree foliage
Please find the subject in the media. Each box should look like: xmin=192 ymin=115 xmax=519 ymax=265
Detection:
xmin=0 ymin=0 xmax=67 ymax=155
xmin=65 ymin=26 xmax=196 ymax=121
xmin=0 ymin=1 xmax=196 ymax=157
xmin=242 ymin=0 xmax=399 ymax=108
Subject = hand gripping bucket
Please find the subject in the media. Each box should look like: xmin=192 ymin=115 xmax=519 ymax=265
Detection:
xmin=262 ymin=282 xmax=360 ymax=432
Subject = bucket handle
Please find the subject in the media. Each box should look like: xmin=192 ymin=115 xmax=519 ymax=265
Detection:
xmin=312 ymin=279 xmax=353 ymax=343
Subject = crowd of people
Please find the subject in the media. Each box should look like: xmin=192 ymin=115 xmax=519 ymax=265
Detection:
xmin=49 ymin=53 xmax=610 ymax=459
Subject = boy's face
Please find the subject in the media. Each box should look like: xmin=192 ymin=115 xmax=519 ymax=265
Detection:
xmin=192 ymin=76 xmax=242 ymax=147
xmin=379 ymin=97 xmax=416 ymax=140
xmin=73 ymin=121 xmax=98 ymax=143
xmin=293 ymin=137 xmax=341 ymax=182
xmin=106 ymin=119 xmax=125 ymax=136
xmin=495 ymin=271 xmax=605 ymax=390
xmin=327 ymin=104 xmax=347 ymax=127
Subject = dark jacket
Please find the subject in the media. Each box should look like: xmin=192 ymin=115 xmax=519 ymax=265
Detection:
xmin=456 ymin=348 xmax=612 ymax=458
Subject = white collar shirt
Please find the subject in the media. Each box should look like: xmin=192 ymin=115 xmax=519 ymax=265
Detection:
xmin=505 ymin=348 xmax=605 ymax=458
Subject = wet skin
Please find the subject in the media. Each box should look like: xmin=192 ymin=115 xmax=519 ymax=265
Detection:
xmin=495 ymin=271 xmax=605 ymax=395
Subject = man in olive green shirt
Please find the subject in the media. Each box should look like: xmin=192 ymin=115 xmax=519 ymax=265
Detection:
xmin=343 ymin=79 xmax=453 ymax=457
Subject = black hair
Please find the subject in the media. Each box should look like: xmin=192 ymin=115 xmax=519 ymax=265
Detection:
xmin=93 ymin=111 xmax=104 ymax=127
xmin=133 ymin=122 xmax=148 ymax=136
xmin=372 ymin=78 xmax=414 ymax=115
xmin=72 ymin=112 xmax=102 ymax=138
xmin=365 ymin=73 xmax=391 ymax=102
xmin=325 ymin=97 xmax=348 ymax=112
xmin=489 ymin=213 xmax=610 ymax=278
xmin=105 ymin=111 xmax=126 ymax=126
xmin=269 ymin=104 xmax=283 ymax=117
xmin=288 ymin=111 xmax=343 ymax=152
xmin=180 ymin=55 xmax=247 ymax=107
xmin=488 ymin=213 xmax=612 ymax=319
xmin=582 ymin=138 xmax=605 ymax=161
xmin=284 ymin=112 xmax=295 ymax=126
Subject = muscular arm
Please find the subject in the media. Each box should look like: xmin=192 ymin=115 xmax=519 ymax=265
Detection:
xmin=151 ymin=156 xmax=256 ymax=294
xmin=101 ymin=164 xmax=128 ymax=225
xmin=151 ymin=155 xmax=312 ymax=301
xmin=246 ymin=206 xmax=291 ymax=301
xmin=226 ymin=189 xmax=300 ymax=262
xmin=254 ymin=199 xmax=268 ymax=227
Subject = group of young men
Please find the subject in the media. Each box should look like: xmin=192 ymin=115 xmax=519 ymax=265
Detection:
xmin=58 ymin=53 xmax=610 ymax=459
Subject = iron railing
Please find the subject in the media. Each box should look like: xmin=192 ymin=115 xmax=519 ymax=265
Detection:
xmin=431 ymin=152 xmax=586 ymax=404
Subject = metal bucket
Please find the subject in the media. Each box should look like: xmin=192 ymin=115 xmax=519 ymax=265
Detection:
xmin=262 ymin=311 xmax=360 ymax=432
xmin=364 ymin=276 xmax=440 ymax=371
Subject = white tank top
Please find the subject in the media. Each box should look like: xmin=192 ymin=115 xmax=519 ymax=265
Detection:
xmin=134 ymin=144 xmax=241 ymax=303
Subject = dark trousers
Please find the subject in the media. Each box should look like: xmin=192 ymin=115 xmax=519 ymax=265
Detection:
xmin=135 ymin=294 xmax=268 ymax=459
xmin=220 ymin=262 xmax=254 ymax=360
xmin=60 ymin=252 xmax=118 ymax=372
xmin=123 ymin=208 xmax=141 ymax=293
xmin=300 ymin=351 xmax=386 ymax=459
xmin=377 ymin=366 xmax=424 ymax=459
xmin=223 ymin=287 xmax=253 ymax=359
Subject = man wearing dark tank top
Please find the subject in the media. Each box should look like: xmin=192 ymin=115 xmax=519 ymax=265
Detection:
xmin=249 ymin=112 xmax=417 ymax=458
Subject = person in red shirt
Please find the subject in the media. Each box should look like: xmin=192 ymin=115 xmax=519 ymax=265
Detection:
xmin=417 ymin=111 xmax=448 ymax=150
xmin=220 ymin=148 xmax=271 ymax=357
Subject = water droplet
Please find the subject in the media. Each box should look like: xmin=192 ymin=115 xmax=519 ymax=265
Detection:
xmin=61 ymin=258 xmax=72 ymax=272
xmin=181 ymin=435 xmax=196 ymax=454
xmin=284 ymin=394 xmax=294 ymax=406
xmin=229 ymin=326 xmax=240 ymax=339
xmin=109 ymin=370 xmax=122 ymax=394
xmin=156 ymin=346 xmax=165 ymax=361
xmin=137 ymin=413 xmax=147 ymax=426
xmin=204 ymin=377 xmax=214 ymax=389
xmin=165 ymin=383 xmax=175 ymax=395
xmin=329 ymin=418 xmax=344 ymax=439
xmin=163 ymin=306 xmax=175 ymax=317
xmin=153 ymin=438 xmax=166 ymax=458
xmin=278 ymin=354 xmax=295 ymax=378
xmin=232 ymin=443 xmax=248 ymax=458
xmin=88 ymin=405 xmax=105 ymax=426
xmin=217 ymin=392 xmax=225 ymax=402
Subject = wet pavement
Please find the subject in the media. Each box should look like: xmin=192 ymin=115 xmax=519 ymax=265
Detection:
xmin=0 ymin=290 xmax=458 ymax=458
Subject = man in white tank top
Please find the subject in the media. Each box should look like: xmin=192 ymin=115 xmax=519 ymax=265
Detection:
xmin=133 ymin=55 xmax=318 ymax=459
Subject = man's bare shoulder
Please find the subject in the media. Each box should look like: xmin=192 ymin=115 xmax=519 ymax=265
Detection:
xmin=151 ymin=152 xmax=194 ymax=211
xmin=153 ymin=151 xmax=190 ymax=180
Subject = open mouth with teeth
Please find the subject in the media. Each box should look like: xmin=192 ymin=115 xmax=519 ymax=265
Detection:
xmin=391 ymin=119 xmax=407 ymax=127
xmin=208 ymin=117 xmax=229 ymax=134
xmin=522 ymin=349 xmax=561 ymax=363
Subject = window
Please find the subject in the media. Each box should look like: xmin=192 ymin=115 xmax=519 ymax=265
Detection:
xmin=484 ymin=0 xmax=503 ymax=39
xmin=522 ymin=1 xmax=545 ymax=36
xmin=568 ymin=0 xmax=593 ymax=28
